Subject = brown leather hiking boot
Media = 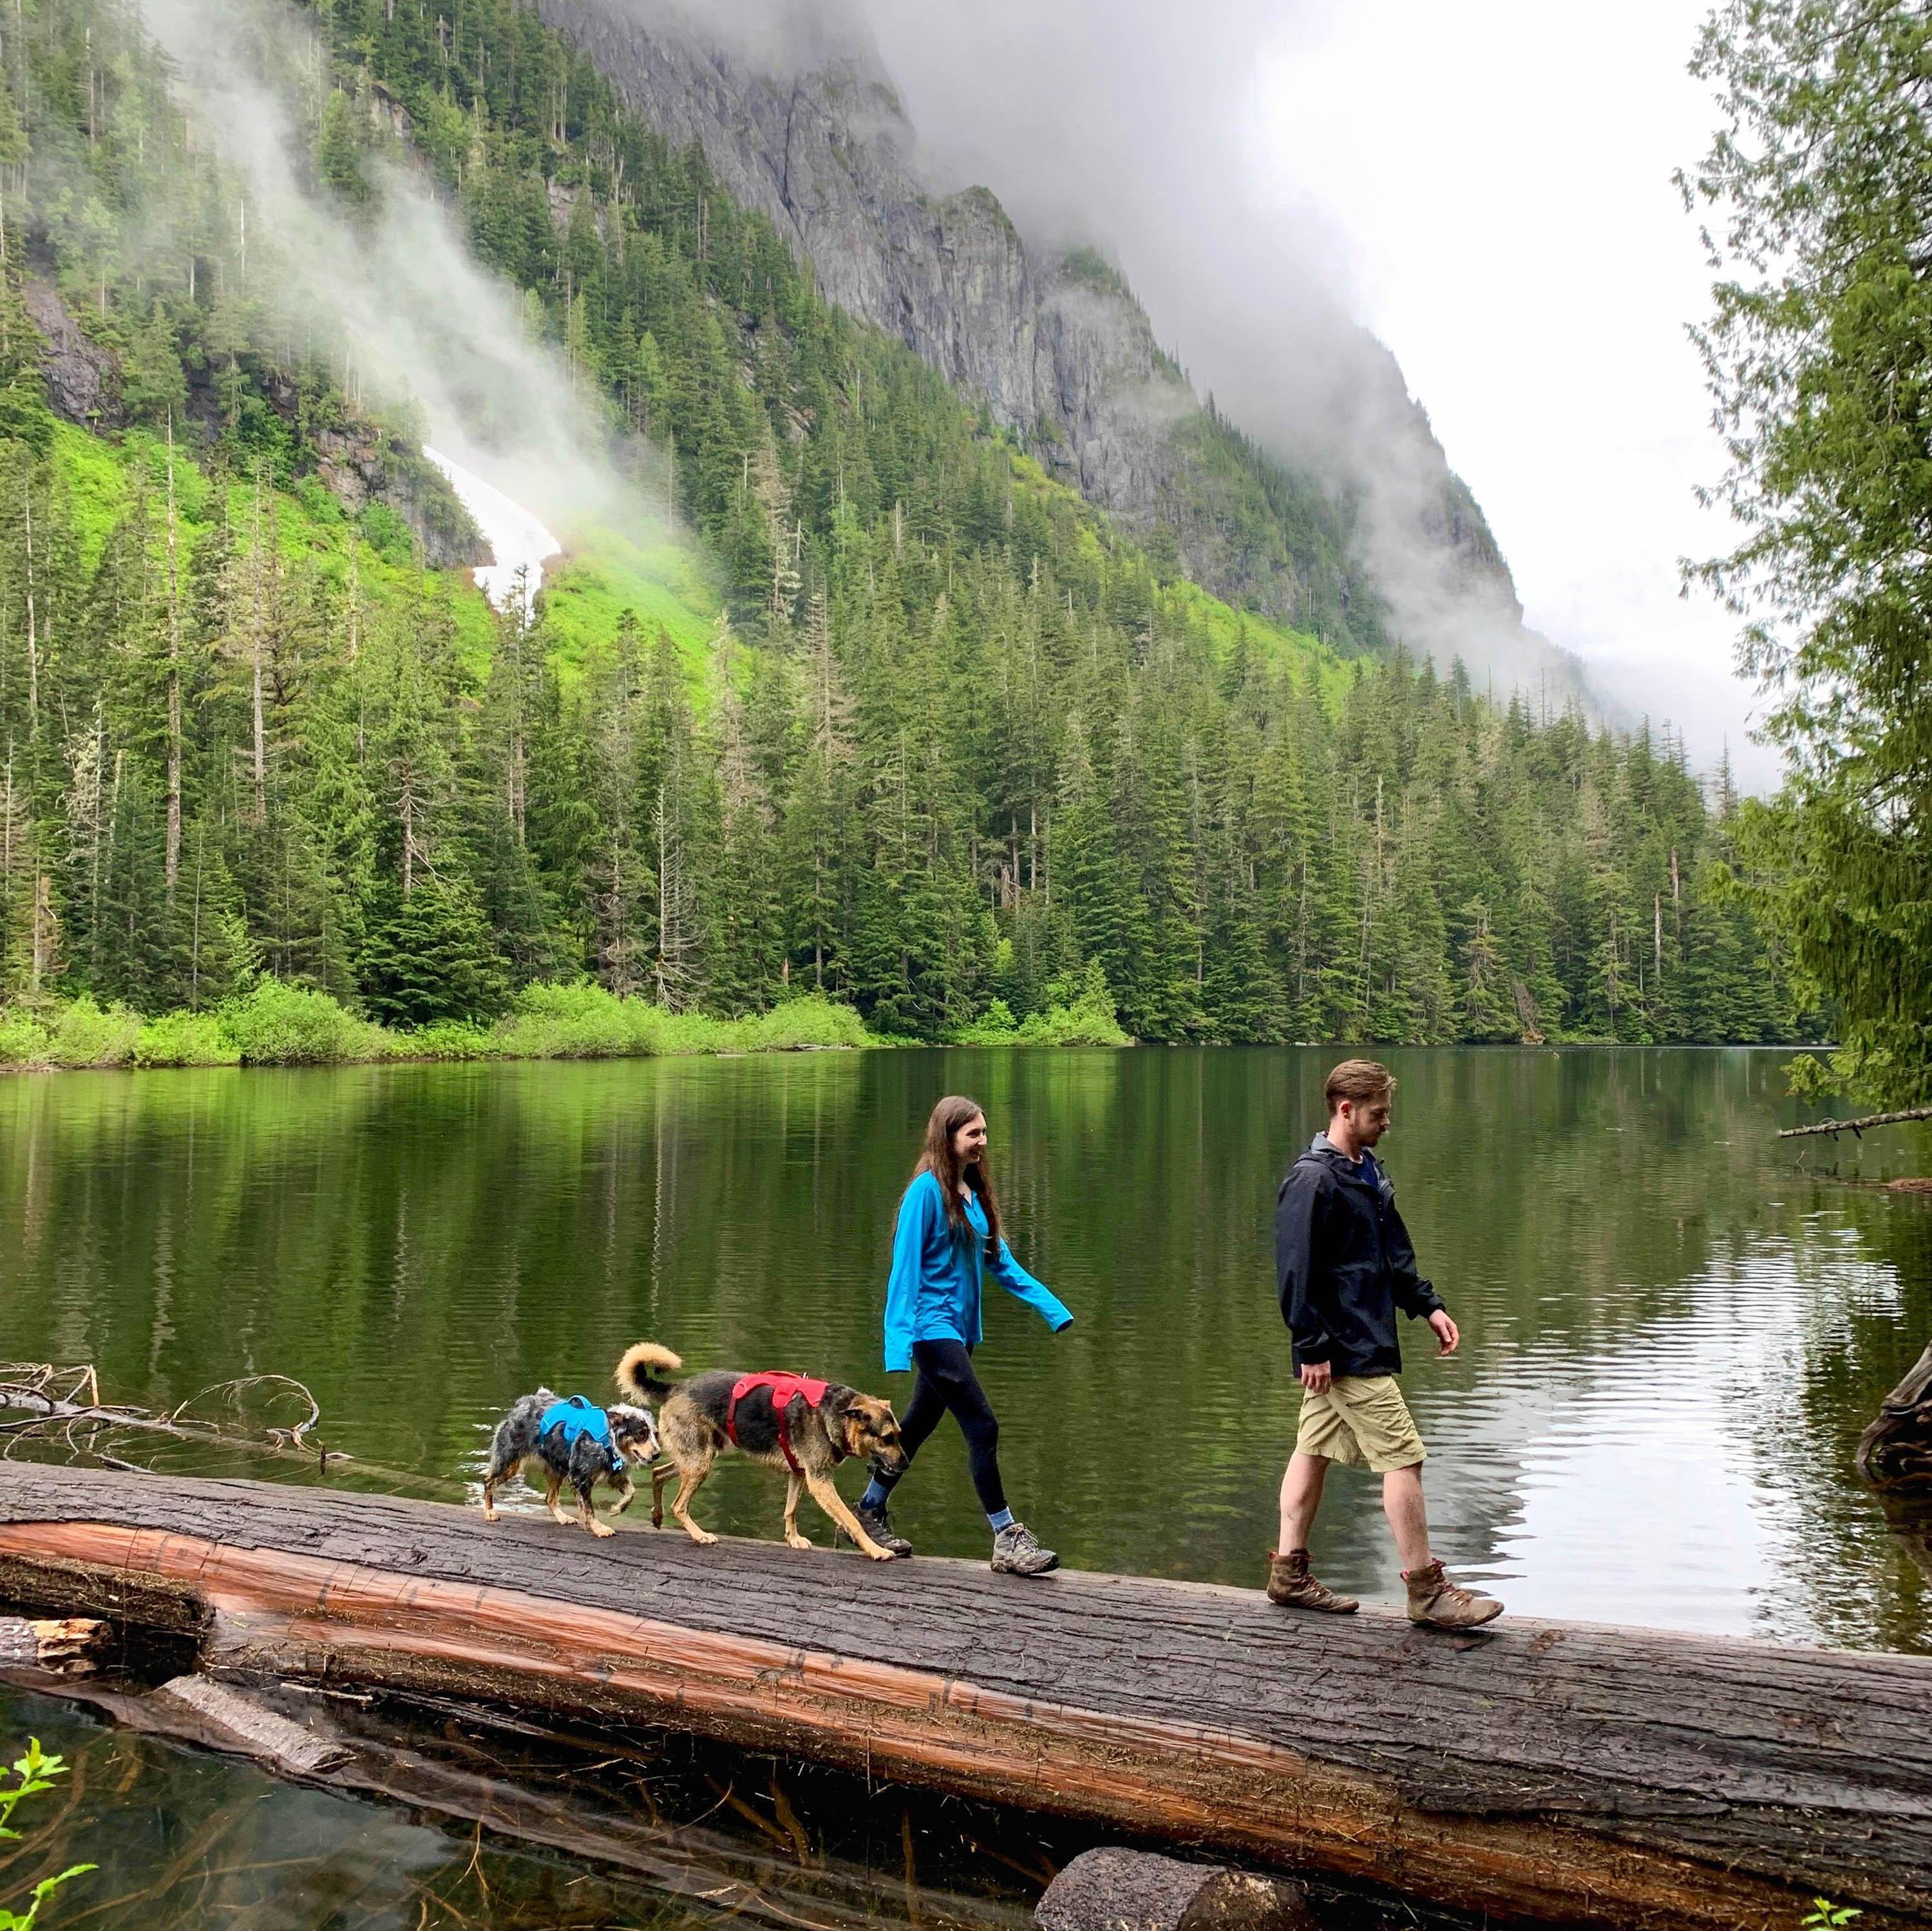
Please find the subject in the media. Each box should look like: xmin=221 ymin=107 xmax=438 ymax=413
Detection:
xmin=1265 ymin=1548 xmax=1358 ymax=1614
xmin=1404 ymin=1559 xmax=1503 ymax=1629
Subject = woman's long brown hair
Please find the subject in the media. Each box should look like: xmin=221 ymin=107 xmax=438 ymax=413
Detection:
xmin=913 ymin=1095 xmax=1001 ymax=1262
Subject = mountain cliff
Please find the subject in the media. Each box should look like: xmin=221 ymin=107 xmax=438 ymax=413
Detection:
xmin=535 ymin=0 xmax=1580 ymax=689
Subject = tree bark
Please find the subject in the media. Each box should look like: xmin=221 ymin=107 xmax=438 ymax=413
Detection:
xmin=1857 ymin=1341 xmax=1932 ymax=1491
xmin=150 ymin=1675 xmax=350 ymax=1776
xmin=1037 ymin=1850 xmax=1318 ymax=1931
xmin=0 ymin=1466 xmax=1928 ymax=1931
xmin=0 ymin=1614 xmax=108 ymax=1675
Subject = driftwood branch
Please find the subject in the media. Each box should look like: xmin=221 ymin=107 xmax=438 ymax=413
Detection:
xmin=1778 ymin=1106 xmax=1932 ymax=1139
xmin=0 ymin=1362 xmax=328 ymax=1467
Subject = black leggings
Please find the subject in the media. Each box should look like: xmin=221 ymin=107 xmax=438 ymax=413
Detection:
xmin=887 ymin=1338 xmax=1006 ymax=1516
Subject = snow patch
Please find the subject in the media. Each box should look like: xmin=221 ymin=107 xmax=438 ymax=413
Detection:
xmin=425 ymin=446 xmax=562 ymax=620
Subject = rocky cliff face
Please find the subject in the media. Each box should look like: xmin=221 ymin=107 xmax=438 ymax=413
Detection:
xmin=539 ymin=0 xmax=1582 ymax=687
xmin=24 ymin=279 xmax=484 ymax=570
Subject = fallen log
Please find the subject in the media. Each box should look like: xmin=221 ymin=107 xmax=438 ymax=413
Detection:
xmin=1858 ymin=1340 xmax=1932 ymax=1491
xmin=1 ymin=1465 xmax=1928 ymax=1931
xmin=1778 ymin=1105 xmax=1932 ymax=1138
xmin=1037 ymin=1849 xmax=1318 ymax=1931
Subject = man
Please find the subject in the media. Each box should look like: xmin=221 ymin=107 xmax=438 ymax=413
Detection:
xmin=1267 ymin=1059 xmax=1502 ymax=1628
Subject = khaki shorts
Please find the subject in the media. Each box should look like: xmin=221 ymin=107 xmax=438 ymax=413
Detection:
xmin=1296 ymin=1374 xmax=1426 ymax=1472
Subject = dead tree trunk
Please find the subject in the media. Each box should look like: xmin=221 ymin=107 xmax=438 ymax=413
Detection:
xmin=0 ymin=1466 xmax=1928 ymax=1931
xmin=1859 ymin=1341 xmax=1932 ymax=1491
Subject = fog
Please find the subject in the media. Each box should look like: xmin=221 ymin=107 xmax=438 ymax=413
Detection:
xmin=135 ymin=0 xmax=668 ymax=566
xmin=849 ymin=0 xmax=1772 ymax=782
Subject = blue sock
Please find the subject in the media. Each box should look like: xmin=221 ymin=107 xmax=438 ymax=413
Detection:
xmin=987 ymin=1507 xmax=1015 ymax=1532
xmin=860 ymin=1478 xmax=893 ymax=1512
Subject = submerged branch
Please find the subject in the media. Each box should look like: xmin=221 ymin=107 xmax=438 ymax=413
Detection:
xmin=0 ymin=1361 xmax=330 ymax=1471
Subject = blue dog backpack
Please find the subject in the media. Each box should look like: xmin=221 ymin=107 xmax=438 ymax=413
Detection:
xmin=539 ymin=1395 xmax=624 ymax=1474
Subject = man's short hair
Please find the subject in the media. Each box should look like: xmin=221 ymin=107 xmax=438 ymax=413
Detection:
xmin=1325 ymin=1059 xmax=1396 ymax=1115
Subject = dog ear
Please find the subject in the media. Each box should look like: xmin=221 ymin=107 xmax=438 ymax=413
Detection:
xmin=824 ymin=1390 xmax=866 ymax=1459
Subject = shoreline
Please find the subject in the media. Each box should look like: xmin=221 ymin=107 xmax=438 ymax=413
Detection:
xmin=0 ymin=976 xmax=1133 ymax=1072
xmin=0 ymin=1037 xmax=1833 ymax=1077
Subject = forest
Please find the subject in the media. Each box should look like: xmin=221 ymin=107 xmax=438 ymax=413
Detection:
xmin=0 ymin=0 xmax=1800 ymax=1051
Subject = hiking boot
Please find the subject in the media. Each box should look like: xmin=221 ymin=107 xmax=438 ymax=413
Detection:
xmin=990 ymin=1521 xmax=1059 ymax=1576
xmin=1265 ymin=1548 xmax=1358 ymax=1614
xmin=838 ymin=1499 xmax=913 ymax=1558
xmin=1404 ymin=1559 xmax=1503 ymax=1629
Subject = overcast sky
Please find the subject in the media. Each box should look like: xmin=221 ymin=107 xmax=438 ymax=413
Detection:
xmin=863 ymin=0 xmax=1774 ymax=785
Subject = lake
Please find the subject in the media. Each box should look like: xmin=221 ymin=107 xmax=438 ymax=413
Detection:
xmin=4 ymin=1044 xmax=1928 ymax=1650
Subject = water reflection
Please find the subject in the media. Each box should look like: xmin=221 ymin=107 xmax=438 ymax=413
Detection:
xmin=0 ymin=1686 xmax=1039 ymax=1931
xmin=1 ymin=1048 xmax=1927 ymax=1648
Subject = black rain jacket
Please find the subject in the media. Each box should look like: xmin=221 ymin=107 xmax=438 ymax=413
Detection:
xmin=1276 ymin=1136 xmax=1444 ymax=1377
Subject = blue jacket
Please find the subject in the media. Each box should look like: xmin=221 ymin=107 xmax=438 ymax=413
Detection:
xmin=883 ymin=1169 xmax=1072 ymax=1371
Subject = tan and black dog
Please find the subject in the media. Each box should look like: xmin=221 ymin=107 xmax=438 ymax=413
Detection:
xmin=616 ymin=1342 xmax=907 ymax=1559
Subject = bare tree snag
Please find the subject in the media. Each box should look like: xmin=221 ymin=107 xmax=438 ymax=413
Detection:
xmin=0 ymin=1467 xmax=1928 ymax=1931
xmin=1038 ymin=1850 xmax=1318 ymax=1931
xmin=1858 ymin=1341 xmax=1932 ymax=1491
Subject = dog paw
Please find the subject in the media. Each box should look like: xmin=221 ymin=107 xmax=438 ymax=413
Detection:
xmin=588 ymin=1520 xmax=617 ymax=1539
xmin=862 ymin=1543 xmax=896 ymax=1561
xmin=786 ymin=1533 xmax=813 ymax=1550
xmin=480 ymin=1507 xmax=498 ymax=1523
xmin=686 ymin=1528 xmax=719 ymax=1546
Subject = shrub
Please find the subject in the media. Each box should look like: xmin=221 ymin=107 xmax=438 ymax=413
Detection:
xmin=733 ymin=995 xmax=870 ymax=1052
xmin=218 ymin=979 xmax=386 ymax=1064
xmin=648 ymin=1007 xmax=730 ymax=1055
xmin=0 ymin=1010 xmax=52 ymax=1066
xmin=489 ymin=983 xmax=871 ymax=1059
xmin=388 ymin=1019 xmax=498 ymax=1060
xmin=46 ymin=997 xmax=144 ymax=1067
xmin=491 ymin=980 xmax=660 ymax=1059
xmin=358 ymin=500 xmax=415 ymax=565
xmin=950 ymin=998 xmax=1019 ymax=1044
xmin=952 ymin=966 xmax=1130 ymax=1048
xmin=1 ymin=1736 xmax=94 ymax=1929
xmin=133 ymin=1010 xmax=242 ymax=1068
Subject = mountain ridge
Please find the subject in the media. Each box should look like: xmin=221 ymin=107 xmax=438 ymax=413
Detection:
xmin=536 ymin=0 xmax=1585 ymax=693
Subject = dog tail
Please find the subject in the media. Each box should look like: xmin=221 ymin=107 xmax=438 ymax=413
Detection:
xmin=616 ymin=1341 xmax=684 ymax=1402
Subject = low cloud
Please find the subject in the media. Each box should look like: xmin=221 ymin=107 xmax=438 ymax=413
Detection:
xmin=136 ymin=0 xmax=667 ymax=543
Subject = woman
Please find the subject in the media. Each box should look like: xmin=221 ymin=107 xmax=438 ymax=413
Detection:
xmin=854 ymin=1095 xmax=1072 ymax=1575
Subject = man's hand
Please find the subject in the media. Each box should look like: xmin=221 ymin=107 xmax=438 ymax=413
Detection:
xmin=1298 ymin=1359 xmax=1332 ymax=1395
xmin=1428 ymin=1310 xmax=1460 ymax=1356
